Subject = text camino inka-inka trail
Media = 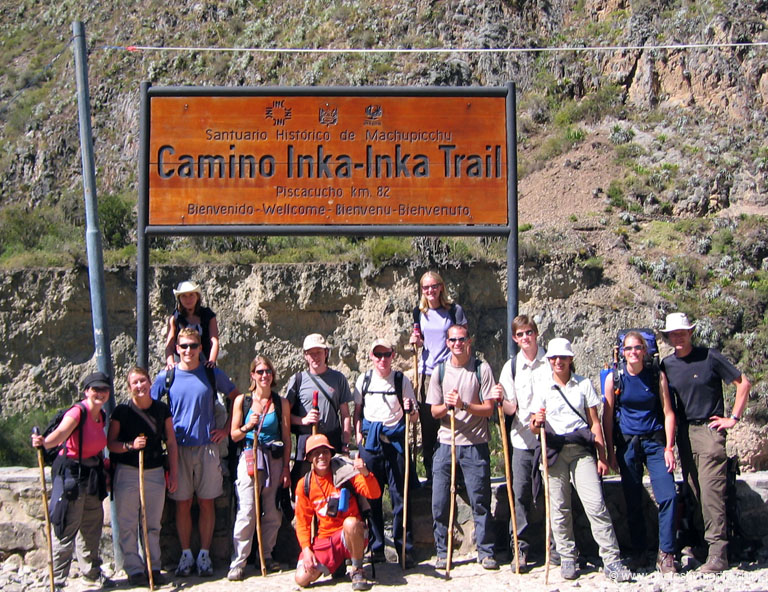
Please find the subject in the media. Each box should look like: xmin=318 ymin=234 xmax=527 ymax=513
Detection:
xmin=146 ymin=94 xmax=510 ymax=227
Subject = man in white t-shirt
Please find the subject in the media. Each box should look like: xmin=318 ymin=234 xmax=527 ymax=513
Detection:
xmin=353 ymin=338 xmax=418 ymax=568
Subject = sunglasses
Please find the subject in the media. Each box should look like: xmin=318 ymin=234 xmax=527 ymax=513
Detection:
xmin=515 ymin=329 xmax=535 ymax=338
xmin=421 ymin=284 xmax=441 ymax=292
xmin=623 ymin=345 xmax=645 ymax=352
xmin=372 ymin=351 xmax=393 ymax=359
xmin=549 ymin=355 xmax=571 ymax=361
xmin=448 ymin=337 xmax=468 ymax=343
xmin=255 ymin=368 xmax=273 ymax=375
xmin=178 ymin=342 xmax=200 ymax=350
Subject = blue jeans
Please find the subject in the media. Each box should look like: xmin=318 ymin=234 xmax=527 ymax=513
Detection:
xmin=617 ymin=435 xmax=677 ymax=554
xmin=431 ymin=442 xmax=494 ymax=559
xmin=360 ymin=440 xmax=413 ymax=556
xmin=510 ymin=447 xmax=535 ymax=555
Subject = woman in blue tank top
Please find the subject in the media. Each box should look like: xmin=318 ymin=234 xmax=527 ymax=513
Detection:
xmin=228 ymin=355 xmax=291 ymax=580
xmin=603 ymin=331 xmax=678 ymax=574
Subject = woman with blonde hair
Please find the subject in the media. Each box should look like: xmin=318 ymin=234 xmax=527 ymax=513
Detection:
xmin=228 ymin=355 xmax=291 ymax=581
xmin=408 ymin=270 xmax=467 ymax=485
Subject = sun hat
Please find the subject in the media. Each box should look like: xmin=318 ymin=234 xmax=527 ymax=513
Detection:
xmin=303 ymin=334 xmax=330 ymax=351
xmin=370 ymin=338 xmax=394 ymax=353
xmin=173 ymin=281 xmax=202 ymax=298
xmin=545 ymin=338 xmax=575 ymax=358
xmin=305 ymin=434 xmax=334 ymax=456
xmin=82 ymin=371 xmax=111 ymax=390
xmin=661 ymin=312 xmax=696 ymax=333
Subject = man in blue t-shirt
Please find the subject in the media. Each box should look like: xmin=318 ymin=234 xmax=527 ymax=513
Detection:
xmin=151 ymin=328 xmax=239 ymax=578
xmin=661 ymin=312 xmax=750 ymax=573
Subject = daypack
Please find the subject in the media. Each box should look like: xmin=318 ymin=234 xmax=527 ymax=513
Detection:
xmin=412 ymin=302 xmax=458 ymax=327
xmin=41 ymin=402 xmax=105 ymax=465
xmin=237 ymin=391 xmax=284 ymax=451
xmin=610 ymin=328 xmax=662 ymax=436
xmin=359 ymin=369 xmax=405 ymax=415
xmin=161 ymin=364 xmax=218 ymax=403
xmin=437 ymin=358 xmax=485 ymax=400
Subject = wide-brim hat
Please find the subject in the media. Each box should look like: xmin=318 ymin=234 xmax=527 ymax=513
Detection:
xmin=303 ymin=333 xmax=330 ymax=351
xmin=173 ymin=281 xmax=202 ymax=298
xmin=370 ymin=338 xmax=394 ymax=353
xmin=82 ymin=371 xmax=111 ymax=390
xmin=305 ymin=434 xmax=334 ymax=456
xmin=661 ymin=312 xmax=696 ymax=333
xmin=545 ymin=338 xmax=575 ymax=358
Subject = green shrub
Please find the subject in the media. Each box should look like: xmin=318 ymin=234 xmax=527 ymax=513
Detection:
xmin=99 ymin=192 xmax=135 ymax=250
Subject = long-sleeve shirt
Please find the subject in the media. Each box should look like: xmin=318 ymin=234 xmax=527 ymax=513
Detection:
xmin=295 ymin=469 xmax=381 ymax=549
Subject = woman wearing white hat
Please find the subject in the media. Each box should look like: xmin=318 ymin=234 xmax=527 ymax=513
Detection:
xmin=164 ymin=281 xmax=220 ymax=369
xmin=530 ymin=338 xmax=630 ymax=583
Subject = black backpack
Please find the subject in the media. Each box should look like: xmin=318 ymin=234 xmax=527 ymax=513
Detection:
xmin=237 ymin=391 xmax=284 ymax=451
xmin=412 ymin=302 xmax=457 ymax=327
xmin=359 ymin=369 xmax=405 ymax=415
xmin=161 ymin=364 xmax=218 ymax=403
xmin=41 ymin=402 xmax=105 ymax=465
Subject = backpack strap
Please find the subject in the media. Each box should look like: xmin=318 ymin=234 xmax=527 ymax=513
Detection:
xmin=271 ymin=391 xmax=283 ymax=429
xmin=360 ymin=370 xmax=373 ymax=416
xmin=509 ymin=353 xmax=518 ymax=380
xmin=161 ymin=366 xmax=176 ymax=403
xmin=448 ymin=302 xmax=457 ymax=325
xmin=438 ymin=360 xmax=484 ymax=402
xmin=412 ymin=306 xmax=421 ymax=326
xmin=393 ymin=371 xmax=404 ymax=411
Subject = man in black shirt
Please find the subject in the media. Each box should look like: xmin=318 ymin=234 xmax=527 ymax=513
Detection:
xmin=661 ymin=312 xmax=750 ymax=573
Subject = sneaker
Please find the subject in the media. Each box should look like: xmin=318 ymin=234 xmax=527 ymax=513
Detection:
xmin=227 ymin=566 xmax=245 ymax=581
xmin=480 ymin=556 xmax=499 ymax=570
xmin=176 ymin=552 xmax=195 ymax=577
xmin=560 ymin=558 xmax=578 ymax=580
xmin=604 ymin=560 xmax=632 ymax=582
xmin=370 ymin=549 xmax=386 ymax=563
xmin=656 ymin=550 xmax=677 ymax=574
xmin=151 ymin=570 xmax=167 ymax=586
xmin=434 ymin=556 xmax=447 ymax=570
xmin=350 ymin=567 xmax=372 ymax=591
xmin=196 ymin=552 xmax=213 ymax=577
xmin=699 ymin=553 xmax=728 ymax=573
xmin=128 ymin=572 xmax=148 ymax=586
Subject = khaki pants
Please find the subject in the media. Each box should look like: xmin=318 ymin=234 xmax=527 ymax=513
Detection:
xmin=52 ymin=487 xmax=104 ymax=585
xmin=547 ymin=443 xmax=621 ymax=566
xmin=677 ymin=423 xmax=728 ymax=556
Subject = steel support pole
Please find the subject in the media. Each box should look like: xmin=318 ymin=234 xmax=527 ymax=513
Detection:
xmin=72 ymin=20 xmax=121 ymax=569
xmin=506 ymin=82 xmax=519 ymax=357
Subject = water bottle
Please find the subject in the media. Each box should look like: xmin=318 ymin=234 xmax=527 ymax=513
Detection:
xmin=244 ymin=447 xmax=255 ymax=477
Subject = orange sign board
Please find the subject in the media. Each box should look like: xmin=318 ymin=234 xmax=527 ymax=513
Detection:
xmin=148 ymin=94 xmax=508 ymax=226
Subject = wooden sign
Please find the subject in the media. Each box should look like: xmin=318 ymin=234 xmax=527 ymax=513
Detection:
xmin=147 ymin=93 xmax=509 ymax=226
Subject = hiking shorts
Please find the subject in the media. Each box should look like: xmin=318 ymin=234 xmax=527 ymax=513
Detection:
xmin=298 ymin=529 xmax=368 ymax=575
xmin=172 ymin=444 xmax=223 ymax=501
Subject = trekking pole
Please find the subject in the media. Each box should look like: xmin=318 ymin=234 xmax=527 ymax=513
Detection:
xmin=402 ymin=398 xmax=412 ymax=570
xmin=497 ymin=404 xmax=520 ymax=574
xmin=538 ymin=411 xmax=552 ymax=585
xmin=138 ymin=438 xmax=155 ymax=591
xmin=253 ymin=460 xmax=267 ymax=576
xmin=446 ymin=406 xmax=456 ymax=579
xmin=32 ymin=427 xmax=55 ymax=592
xmin=411 ymin=343 xmax=420 ymax=396
xmin=311 ymin=390 xmax=319 ymax=436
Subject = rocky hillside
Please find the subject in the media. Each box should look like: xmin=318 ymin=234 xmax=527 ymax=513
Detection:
xmin=0 ymin=1 xmax=767 ymax=463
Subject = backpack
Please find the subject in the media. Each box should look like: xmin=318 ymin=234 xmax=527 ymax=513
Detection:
xmin=359 ymin=370 xmax=405 ymax=415
xmin=161 ymin=364 xmax=218 ymax=403
xmin=237 ymin=391 xmax=284 ymax=451
xmin=41 ymin=402 xmax=105 ymax=465
xmin=437 ymin=358 xmax=486 ymax=402
xmin=412 ymin=302 xmax=458 ymax=327
xmin=611 ymin=328 xmax=662 ymax=436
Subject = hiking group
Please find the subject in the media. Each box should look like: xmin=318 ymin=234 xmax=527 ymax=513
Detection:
xmin=30 ymin=273 xmax=751 ymax=591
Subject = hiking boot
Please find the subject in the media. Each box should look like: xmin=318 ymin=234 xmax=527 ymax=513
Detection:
xmin=227 ymin=566 xmax=245 ymax=581
xmin=434 ymin=556 xmax=447 ymax=570
xmin=480 ymin=556 xmax=499 ymax=570
xmin=350 ymin=567 xmax=372 ymax=591
xmin=560 ymin=558 xmax=578 ymax=580
xmin=398 ymin=554 xmax=415 ymax=569
xmin=656 ymin=550 xmax=677 ymax=574
xmin=196 ymin=552 xmax=213 ymax=577
xmin=128 ymin=572 xmax=148 ymax=586
xmin=151 ymin=570 xmax=167 ymax=586
xmin=604 ymin=560 xmax=632 ymax=582
xmin=511 ymin=549 xmax=528 ymax=572
xmin=263 ymin=557 xmax=282 ymax=572
xmin=699 ymin=553 xmax=729 ymax=573
xmin=175 ymin=551 xmax=195 ymax=577
xmin=370 ymin=548 xmax=386 ymax=563
xmin=83 ymin=571 xmax=117 ymax=589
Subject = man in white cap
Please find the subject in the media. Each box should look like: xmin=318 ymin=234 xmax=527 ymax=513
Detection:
xmin=353 ymin=338 xmax=418 ymax=567
xmin=286 ymin=334 xmax=353 ymax=488
xmin=661 ymin=312 xmax=751 ymax=573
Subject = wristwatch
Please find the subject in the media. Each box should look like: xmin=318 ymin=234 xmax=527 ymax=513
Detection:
xmin=124 ymin=441 xmax=133 ymax=451
xmin=461 ymin=400 xmax=469 ymax=412
xmin=731 ymin=414 xmax=741 ymax=422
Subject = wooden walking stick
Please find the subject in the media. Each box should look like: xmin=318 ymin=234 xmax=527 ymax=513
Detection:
xmin=497 ymin=404 xmax=520 ymax=574
xmin=311 ymin=390 xmax=319 ymax=436
xmin=401 ymin=396 xmax=412 ymax=570
xmin=445 ymin=406 xmax=456 ymax=579
xmin=32 ymin=427 xmax=55 ymax=592
xmin=254 ymin=464 xmax=267 ymax=576
xmin=538 ymin=411 xmax=552 ymax=585
xmin=138 ymin=440 xmax=155 ymax=591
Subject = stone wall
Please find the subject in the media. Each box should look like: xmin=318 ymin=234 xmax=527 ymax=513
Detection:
xmin=4 ymin=466 xmax=767 ymax=574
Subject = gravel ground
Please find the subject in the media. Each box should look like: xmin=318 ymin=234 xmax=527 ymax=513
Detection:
xmin=6 ymin=555 xmax=768 ymax=592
